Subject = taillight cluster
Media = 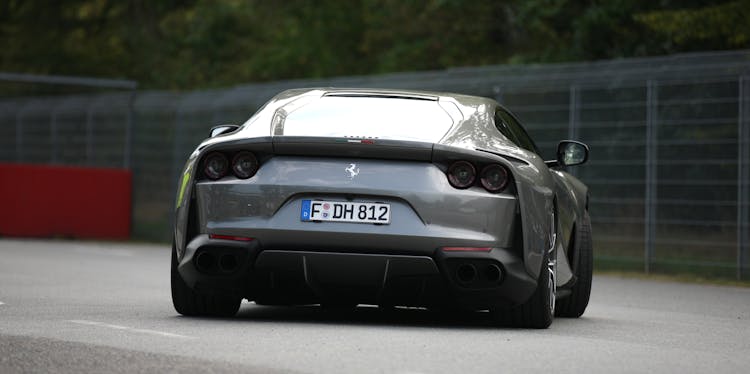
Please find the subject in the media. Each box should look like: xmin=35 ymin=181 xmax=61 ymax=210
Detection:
xmin=202 ymin=151 xmax=259 ymax=180
xmin=446 ymin=161 xmax=510 ymax=193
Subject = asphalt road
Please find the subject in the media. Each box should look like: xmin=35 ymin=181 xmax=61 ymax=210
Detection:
xmin=1 ymin=239 xmax=749 ymax=373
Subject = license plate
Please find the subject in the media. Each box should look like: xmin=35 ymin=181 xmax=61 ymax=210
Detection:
xmin=301 ymin=200 xmax=390 ymax=224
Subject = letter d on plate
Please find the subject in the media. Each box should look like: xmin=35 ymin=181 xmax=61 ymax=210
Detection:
xmin=301 ymin=200 xmax=311 ymax=221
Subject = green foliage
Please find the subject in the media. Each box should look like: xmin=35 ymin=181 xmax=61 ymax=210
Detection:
xmin=635 ymin=0 xmax=750 ymax=49
xmin=1 ymin=0 xmax=747 ymax=89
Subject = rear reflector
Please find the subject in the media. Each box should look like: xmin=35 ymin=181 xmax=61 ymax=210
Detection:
xmin=442 ymin=247 xmax=492 ymax=252
xmin=209 ymin=234 xmax=254 ymax=242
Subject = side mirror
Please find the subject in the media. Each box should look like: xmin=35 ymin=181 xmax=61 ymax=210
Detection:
xmin=556 ymin=140 xmax=589 ymax=167
xmin=209 ymin=124 xmax=239 ymax=138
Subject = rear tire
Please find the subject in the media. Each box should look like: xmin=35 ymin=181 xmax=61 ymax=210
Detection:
xmin=492 ymin=250 xmax=555 ymax=329
xmin=555 ymin=211 xmax=593 ymax=318
xmin=171 ymin=241 xmax=241 ymax=317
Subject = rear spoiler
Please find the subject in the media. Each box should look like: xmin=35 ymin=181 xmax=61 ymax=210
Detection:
xmin=199 ymin=136 xmax=518 ymax=165
xmin=273 ymin=136 xmax=433 ymax=161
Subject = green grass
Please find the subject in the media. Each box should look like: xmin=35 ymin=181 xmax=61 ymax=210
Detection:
xmin=592 ymin=225 xmax=749 ymax=283
xmin=594 ymin=269 xmax=750 ymax=288
xmin=594 ymin=254 xmax=750 ymax=285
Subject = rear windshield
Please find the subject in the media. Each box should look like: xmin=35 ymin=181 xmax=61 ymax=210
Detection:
xmin=278 ymin=96 xmax=455 ymax=142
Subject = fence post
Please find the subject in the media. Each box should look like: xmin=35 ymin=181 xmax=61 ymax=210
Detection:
xmin=568 ymin=84 xmax=580 ymax=140
xmin=50 ymin=105 xmax=59 ymax=163
xmin=85 ymin=99 xmax=96 ymax=165
xmin=15 ymin=104 xmax=27 ymax=162
xmin=493 ymin=85 xmax=504 ymax=104
xmin=172 ymin=108 xmax=183 ymax=191
xmin=123 ymin=89 xmax=136 ymax=169
xmin=171 ymin=94 xmax=193 ymax=212
xmin=645 ymin=80 xmax=659 ymax=274
xmin=739 ymin=76 xmax=750 ymax=280
xmin=568 ymin=85 xmax=580 ymax=177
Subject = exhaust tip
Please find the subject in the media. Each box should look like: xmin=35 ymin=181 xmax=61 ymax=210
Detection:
xmin=195 ymin=252 xmax=215 ymax=272
xmin=219 ymin=254 xmax=238 ymax=272
xmin=456 ymin=263 xmax=477 ymax=285
xmin=485 ymin=263 xmax=503 ymax=283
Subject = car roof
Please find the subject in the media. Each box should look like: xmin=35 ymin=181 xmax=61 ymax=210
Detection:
xmin=202 ymin=87 xmax=524 ymax=159
xmin=271 ymin=87 xmax=498 ymax=115
xmin=259 ymin=87 xmax=522 ymax=152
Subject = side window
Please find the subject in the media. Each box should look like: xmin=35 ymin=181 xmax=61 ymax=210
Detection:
xmin=497 ymin=109 xmax=541 ymax=155
xmin=493 ymin=110 xmax=518 ymax=144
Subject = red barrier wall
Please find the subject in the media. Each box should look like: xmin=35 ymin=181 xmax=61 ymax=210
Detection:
xmin=0 ymin=163 xmax=131 ymax=239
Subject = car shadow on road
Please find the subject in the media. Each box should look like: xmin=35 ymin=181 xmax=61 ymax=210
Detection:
xmin=218 ymin=303 xmax=515 ymax=330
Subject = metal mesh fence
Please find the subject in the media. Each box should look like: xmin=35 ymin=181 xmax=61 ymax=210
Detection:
xmin=1 ymin=50 xmax=749 ymax=279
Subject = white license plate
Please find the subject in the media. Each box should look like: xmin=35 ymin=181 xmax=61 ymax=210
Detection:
xmin=301 ymin=200 xmax=390 ymax=224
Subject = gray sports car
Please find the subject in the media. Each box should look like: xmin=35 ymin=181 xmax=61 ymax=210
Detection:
xmin=171 ymin=88 xmax=592 ymax=328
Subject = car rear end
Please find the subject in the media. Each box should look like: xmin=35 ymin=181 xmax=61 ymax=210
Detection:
xmin=175 ymin=93 xmax=538 ymax=310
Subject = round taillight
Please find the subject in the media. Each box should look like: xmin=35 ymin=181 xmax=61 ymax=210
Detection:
xmin=203 ymin=152 xmax=228 ymax=180
xmin=231 ymin=151 xmax=258 ymax=179
xmin=447 ymin=161 xmax=476 ymax=189
xmin=480 ymin=164 xmax=509 ymax=192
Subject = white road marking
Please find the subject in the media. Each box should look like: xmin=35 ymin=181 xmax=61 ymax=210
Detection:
xmin=73 ymin=247 xmax=134 ymax=257
xmin=67 ymin=320 xmax=195 ymax=339
xmin=0 ymin=301 xmax=5 ymax=305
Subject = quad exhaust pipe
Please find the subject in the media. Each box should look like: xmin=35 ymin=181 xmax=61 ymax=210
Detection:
xmin=485 ymin=263 xmax=502 ymax=283
xmin=456 ymin=263 xmax=477 ymax=284
xmin=195 ymin=252 xmax=239 ymax=273
xmin=195 ymin=252 xmax=215 ymax=272
xmin=219 ymin=254 xmax=239 ymax=272
xmin=455 ymin=262 xmax=503 ymax=286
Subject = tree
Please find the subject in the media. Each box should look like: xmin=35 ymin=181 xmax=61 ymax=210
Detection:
xmin=1 ymin=0 xmax=747 ymax=89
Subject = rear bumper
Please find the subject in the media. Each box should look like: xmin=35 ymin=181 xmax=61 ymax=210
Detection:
xmin=178 ymin=234 xmax=537 ymax=310
xmin=193 ymin=156 xmax=519 ymax=257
